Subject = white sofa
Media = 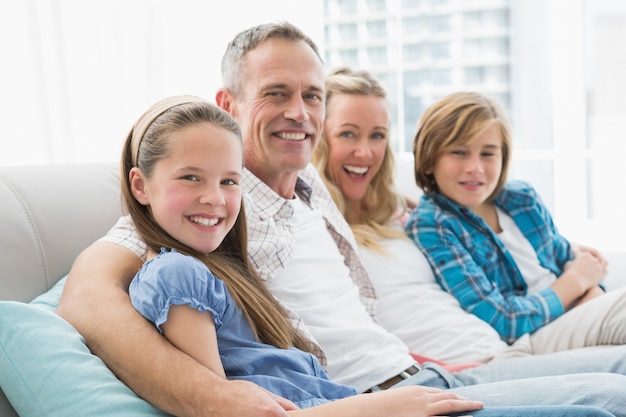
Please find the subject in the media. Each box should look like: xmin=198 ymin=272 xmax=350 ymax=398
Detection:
xmin=0 ymin=163 xmax=128 ymax=416
xmin=1 ymin=160 xmax=624 ymax=416
xmin=0 ymin=163 xmax=173 ymax=416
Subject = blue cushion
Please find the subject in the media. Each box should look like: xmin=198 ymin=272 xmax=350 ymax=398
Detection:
xmin=30 ymin=275 xmax=67 ymax=310
xmin=0 ymin=277 xmax=170 ymax=416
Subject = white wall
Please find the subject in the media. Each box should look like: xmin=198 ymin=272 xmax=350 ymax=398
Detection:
xmin=0 ymin=0 xmax=324 ymax=166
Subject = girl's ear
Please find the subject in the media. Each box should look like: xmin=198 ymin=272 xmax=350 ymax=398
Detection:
xmin=129 ymin=167 xmax=150 ymax=205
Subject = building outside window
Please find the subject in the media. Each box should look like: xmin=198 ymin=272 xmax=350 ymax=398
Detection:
xmin=323 ymin=0 xmax=626 ymax=251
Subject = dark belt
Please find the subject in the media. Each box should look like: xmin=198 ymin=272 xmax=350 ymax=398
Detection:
xmin=364 ymin=364 xmax=421 ymax=393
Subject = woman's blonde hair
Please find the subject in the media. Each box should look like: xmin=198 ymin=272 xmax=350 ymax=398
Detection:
xmin=121 ymin=97 xmax=310 ymax=352
xmin=313 ymin=67 xmax=406 ymax=252
xmin=413 ymin=91 xmax=512 ymax=200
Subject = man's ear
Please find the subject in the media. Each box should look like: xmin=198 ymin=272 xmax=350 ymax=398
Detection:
xmin=216 ymin=88 xmax=235 ymax=115
xmin=129 ymin=167 xmax=150 ymax=205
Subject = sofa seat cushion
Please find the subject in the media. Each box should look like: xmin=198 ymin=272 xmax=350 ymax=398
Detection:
xmin=0 ymin=278 xmax=170 ymax=417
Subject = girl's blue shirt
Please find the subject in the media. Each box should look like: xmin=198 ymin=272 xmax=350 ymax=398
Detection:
xmin=130 ymin=248 xmax=358 ymax=408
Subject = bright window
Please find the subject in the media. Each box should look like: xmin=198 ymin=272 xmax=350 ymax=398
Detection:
xmin=323 ymin=0 xmax=626 ymax=252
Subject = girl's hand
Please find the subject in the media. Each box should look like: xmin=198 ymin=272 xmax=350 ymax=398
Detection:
xmin=289 ymin=385 xmax=482 ymax=417
xmin=359 ymin=386 xmax=483 ymax=417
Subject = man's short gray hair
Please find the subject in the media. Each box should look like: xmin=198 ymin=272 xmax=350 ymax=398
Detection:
xmin=221 ymin=21 xmax=323 ymax=97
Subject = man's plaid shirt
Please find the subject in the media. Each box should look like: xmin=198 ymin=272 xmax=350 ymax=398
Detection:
xmin=242 ymin=164 xmax=377 ymax=364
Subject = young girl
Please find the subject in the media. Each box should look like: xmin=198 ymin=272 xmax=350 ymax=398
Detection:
xmin=121 ymin=95 xmax=493 ymax=416
xmin=406 ymin=91 xmax=626 ymax=347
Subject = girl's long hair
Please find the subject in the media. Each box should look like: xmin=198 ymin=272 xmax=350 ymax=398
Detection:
xmin=121 ymin=97 xmax=311 ymax=351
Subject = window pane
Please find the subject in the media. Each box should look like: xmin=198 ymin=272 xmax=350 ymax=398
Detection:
xmin=338 ymin=23 xmax=358 ymax=41
xmin=402 ymin=16 xmax=427 ymax=36
xmin=405 ymin=70 xmax=429 ymax=88
xmin=338 ymin=0 xmax=358 ymax=14
xmin=462 ymin=11 xmax=482 ymax=29
xmin=430 ymin=41 xmax=450 ymax=60
xmin=462 ymin=9 xmax=509 ymax=30
xmin=463 ymin=37 xmax=508 ymax=58
xmin=366 ymin=0 xmax=387 ymax=12
xmin=403 ymin=43 xmax=425 ymax=63
xmin=402 ymin=0 xmax=424 ymax=9
xmin=367 ymin=20 xmax=387 ymax=39
xmin=431 ymin=69 xmax=451 ymax=85
xmin=430 ymin=0 xmax=449 ymax=7
xmin=464 ymin=66 xmax=485 ymax=84
xmin=368 ymin=46 xmax=388 ymax=64
xmin=339 ymin=49 xmax=359 ymax=66
xmin=430 ymin=15 xmax=450 ymax=33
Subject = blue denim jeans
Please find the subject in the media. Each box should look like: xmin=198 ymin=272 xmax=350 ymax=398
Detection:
xmin=391 ymin=345 xmax=626 ymax=416
xmin=467 ymin=406 xmax=614 ymax=417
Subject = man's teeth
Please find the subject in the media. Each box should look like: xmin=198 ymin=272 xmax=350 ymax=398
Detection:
xmin=344 ymin=165 xmax=368 ymax=175
xmin=277 ymin=132 xmax=306 ymax=141
xmin=190 ymin=216 xmax=219 ymax=226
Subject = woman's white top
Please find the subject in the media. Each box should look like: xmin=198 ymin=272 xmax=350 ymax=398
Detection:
xmin=359 ymin=221 xmax=509 ymax=363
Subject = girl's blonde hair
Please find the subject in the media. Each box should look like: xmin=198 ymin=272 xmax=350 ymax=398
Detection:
xmin=313 ymin=67 xmax=407 ymax=252
xmin=121 ymin=96 xmax=310 ymax=352
xmin=413 ymin=91 xmax=512 ymax=200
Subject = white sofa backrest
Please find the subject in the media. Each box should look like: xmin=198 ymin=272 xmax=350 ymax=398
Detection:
xmin=0 ymin=162 xmax=123 ymax=303
xmin=0 ymin=162 xmax=123 ymax=416
xmin=394 ymin=152 xmax=422 ymax=203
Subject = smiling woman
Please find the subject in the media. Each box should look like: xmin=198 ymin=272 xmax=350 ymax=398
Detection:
xmin=0 ymin=1 xmax=323 ymax=167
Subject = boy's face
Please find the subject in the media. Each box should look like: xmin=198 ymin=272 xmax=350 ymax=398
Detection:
xmin=429 ymin=125 xmax=503 ymax=212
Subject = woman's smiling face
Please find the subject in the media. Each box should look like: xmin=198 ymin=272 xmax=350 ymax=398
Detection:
xmin=324 ymin=93 xmax=389 ymax=208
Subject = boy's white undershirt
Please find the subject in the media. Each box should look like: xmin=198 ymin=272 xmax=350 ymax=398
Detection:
xmin=496 ymin=208 xmax=557 ymax=295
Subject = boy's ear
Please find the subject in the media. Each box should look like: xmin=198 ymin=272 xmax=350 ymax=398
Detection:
xmin=129 ymin=167 xmax=150 ymax=205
